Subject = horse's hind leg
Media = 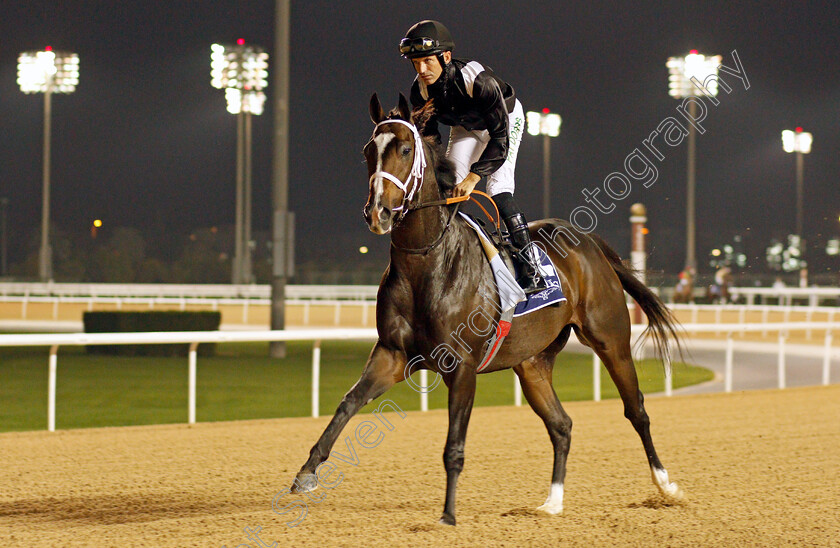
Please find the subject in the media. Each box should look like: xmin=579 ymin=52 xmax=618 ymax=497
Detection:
xmin=513 ymin=344 xmax=572 ymax=515
xmin=292 ymin=342 xmax=406 ymax=492
xmin=577 ymin=322 xmax=684 ymax=500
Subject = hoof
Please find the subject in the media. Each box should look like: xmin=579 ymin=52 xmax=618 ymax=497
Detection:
xmin=651 ymin=467 xmax=685 ymax=501
xmin=658 ymin=481 xmax=685 ymax=501
xmin=439 ymin=514 xmax=456 ymax=526
xmin=291 ymin=472 xmax=318 ymax=493
xmin=537 ymin=483 xmax=565 ymax=515
xmin=536 ymin=502 xmax=563 ymax=515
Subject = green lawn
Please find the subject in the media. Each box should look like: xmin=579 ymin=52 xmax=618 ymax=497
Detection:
xmin=0 ymin=341 xmax=712 ymax=432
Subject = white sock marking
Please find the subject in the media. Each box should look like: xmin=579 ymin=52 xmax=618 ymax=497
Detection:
xmin=537 ymin=482 xmax=564 ymax=514
xmin=651 ymin=466 xmax=684 ymax=500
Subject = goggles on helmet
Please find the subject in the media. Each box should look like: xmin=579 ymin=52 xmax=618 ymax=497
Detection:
xmin=399 ymin=37 xmax=442 ymax=56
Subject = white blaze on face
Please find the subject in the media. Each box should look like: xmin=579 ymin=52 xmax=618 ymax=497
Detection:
xmin=372 ymin=132 xmax=395 ymax=200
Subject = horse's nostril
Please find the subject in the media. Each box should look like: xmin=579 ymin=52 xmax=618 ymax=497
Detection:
xmin=379 ymin=207 xmax=392 ymax=221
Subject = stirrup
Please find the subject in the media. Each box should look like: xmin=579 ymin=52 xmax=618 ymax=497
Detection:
xmin=517 ymin=267 xmax=545 ymax=295
xmin=513 ymin=251 xmax=545 ymax=295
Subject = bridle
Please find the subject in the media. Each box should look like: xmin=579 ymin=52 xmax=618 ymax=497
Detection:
xmin=368 ymin=118 xmax=427 ymax=223
xmin=367 ymin=117 xmax=502 ymax=254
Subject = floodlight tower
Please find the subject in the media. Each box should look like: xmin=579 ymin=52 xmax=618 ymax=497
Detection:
xmin=211 ymin=40 xmax=269 ymax=284
xmin=526 ymin=108 xmax=561 ymax=220
xmin=781 ymin=127 xmax=812 ymax=239
xmin=782 ymin=127 xmax=812 ymax=286
xmin=667 ymin=50 xmax=721 ymax=270
xmin=17 ymin=47 xmax=80 ymax=281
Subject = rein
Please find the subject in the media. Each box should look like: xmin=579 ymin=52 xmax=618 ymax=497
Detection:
xmin=390 ymin=191 xmax=501 ymax=255
xmin=390 ymin=202 xmax=462 ymax=255
xmin=410 ymin=190 xmax=501 ymax=231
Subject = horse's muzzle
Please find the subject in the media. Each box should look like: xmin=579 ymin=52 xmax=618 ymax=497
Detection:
xmin=365 ymin=204 xmax=393 ymax=234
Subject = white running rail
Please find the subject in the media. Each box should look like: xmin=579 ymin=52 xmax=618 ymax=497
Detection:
xmin=0 ymin=322 xmax=835 ymax=432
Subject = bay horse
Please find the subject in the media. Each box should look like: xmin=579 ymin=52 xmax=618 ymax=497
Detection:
xmin=291 ymin=94 xmax=685 ymax=525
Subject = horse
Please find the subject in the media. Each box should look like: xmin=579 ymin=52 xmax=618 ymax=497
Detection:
xmin=707 ymin=267 xmax=733 ymax=304
xmin=673 ymin=270 xmax=695 ymax=304
xmin=291 ymin=93 xmax=685 ymax=525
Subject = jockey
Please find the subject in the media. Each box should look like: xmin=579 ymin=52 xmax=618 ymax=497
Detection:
xmin=399 ymin=19 xmax=543 ymax=294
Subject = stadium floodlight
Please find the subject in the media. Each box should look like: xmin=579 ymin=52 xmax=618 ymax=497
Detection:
xmin=211 ymin=41 xmax=269 ymax=115
xmin=667 ymin=50 xmax=722 ymax=98
xmin=17 ymin=47 xmax=80 ymax=281
xmin=527 ymin=109 xmax=562 ymax=137
xmin=666 ymin=50 xmax=721 ymax=271
xmin=210 ymin=40 xmax=269 ymax=284
xmin=526 ymin=108 xmax=562 ymax=219
xmin=17 ymin=48 xmax=80 ymax=94
xmin=781 ymin=128 xmax=812 ymax=154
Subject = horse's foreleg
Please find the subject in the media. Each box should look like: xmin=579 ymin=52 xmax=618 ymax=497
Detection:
xmin=439 ymin=367 xmax=477 ymax=526
xmin=513 ymin=353 xmax=572 ymax=515
xmin=292 ymin=342 xmax=406 ymax=492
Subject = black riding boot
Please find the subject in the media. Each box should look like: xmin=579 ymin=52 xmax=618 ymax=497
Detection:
xmin=493 ymin=192 xmax=543 ymax=294
xmin=503 ymin=212 xmax=543 ymax=294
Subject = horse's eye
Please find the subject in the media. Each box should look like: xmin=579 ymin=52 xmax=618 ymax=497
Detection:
xmin=401 ymin=146 xmax=411 ymax=156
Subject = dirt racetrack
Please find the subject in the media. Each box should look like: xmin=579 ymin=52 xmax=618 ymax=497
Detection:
xmin=2 ymin=385 xmax=839 ymax=547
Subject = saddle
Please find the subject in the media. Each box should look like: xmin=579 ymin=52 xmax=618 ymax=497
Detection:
xmin=458 ymin=210 xmax=566 ymax=371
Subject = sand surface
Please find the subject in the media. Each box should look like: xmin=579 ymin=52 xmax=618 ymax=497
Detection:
xmin=2 ymin=385 xmax=839 ymax=547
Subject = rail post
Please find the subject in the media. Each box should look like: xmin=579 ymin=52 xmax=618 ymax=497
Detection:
xmin=514 ymin=372 xmax=522 ymax=407
xmin=419 ymin=369 xmax=429 ymax=411
xmin=592 ymin=353 xmax=601 ymax=402
xmin=823 ymin=331 xmax=833 ymax=386
xmin=805 ymin=309 xmax=813 ymax=340
xmin=725 ymin=335 xmax=734 ymax=392
xmin=312 ymin=340 xmax=321 ymax=417
xmin=48 ymin=344 xmax=59 ymax=432
xmin=778 ymin=333 xmax=786 ymax=389
xmin=762 ymin=307 xmax=769 ymax=337
xmin=188 ymin=341 xmax=199 ymax=425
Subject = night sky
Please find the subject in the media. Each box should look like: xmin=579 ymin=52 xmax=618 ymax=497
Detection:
xmin=2 ymin=1 xmax=839 ymax=278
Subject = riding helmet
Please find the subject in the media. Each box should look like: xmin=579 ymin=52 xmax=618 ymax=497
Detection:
xmin=399 ymin=20 xmax=455 ymax=59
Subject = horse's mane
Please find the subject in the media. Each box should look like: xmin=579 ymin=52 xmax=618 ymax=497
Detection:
xmin=384 ymin=100 xmax=457 ymax=196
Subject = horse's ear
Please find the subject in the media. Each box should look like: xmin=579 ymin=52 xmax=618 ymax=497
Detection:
xmin=397 ymin=93 xmax=411 ymax=121
xmin=369 ymin=93 xmax=385 ymax=124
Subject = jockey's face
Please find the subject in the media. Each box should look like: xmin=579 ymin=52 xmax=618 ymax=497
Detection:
xmin=411 ymin=51 xmax=451 ymax=85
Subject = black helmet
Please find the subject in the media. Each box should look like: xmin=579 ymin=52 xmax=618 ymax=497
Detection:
xmin=399 ymin=20 xmax=454 ymax=59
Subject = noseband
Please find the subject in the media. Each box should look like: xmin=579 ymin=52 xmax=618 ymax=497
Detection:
xmin=368 ymin=118 xmax=427 ymax=220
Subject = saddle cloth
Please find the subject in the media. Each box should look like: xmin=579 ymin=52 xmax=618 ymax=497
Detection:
xmin=458 ymin=212 xmax=566 ymax=372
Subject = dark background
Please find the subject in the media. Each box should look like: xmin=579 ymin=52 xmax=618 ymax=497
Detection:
xmin=1 ymin=1 xmax=838 ymax=281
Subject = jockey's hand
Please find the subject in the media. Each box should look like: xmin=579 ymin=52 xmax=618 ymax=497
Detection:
xmin=453 ymin=172 xmax=481 ymax=197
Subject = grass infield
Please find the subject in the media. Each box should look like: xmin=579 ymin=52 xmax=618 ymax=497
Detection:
xmin=0 ymin=341 xmax=712 ymax=432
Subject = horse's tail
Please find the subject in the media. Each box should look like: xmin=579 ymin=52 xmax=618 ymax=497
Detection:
xmin=590 ymin=233 xmax=684 ymax=366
